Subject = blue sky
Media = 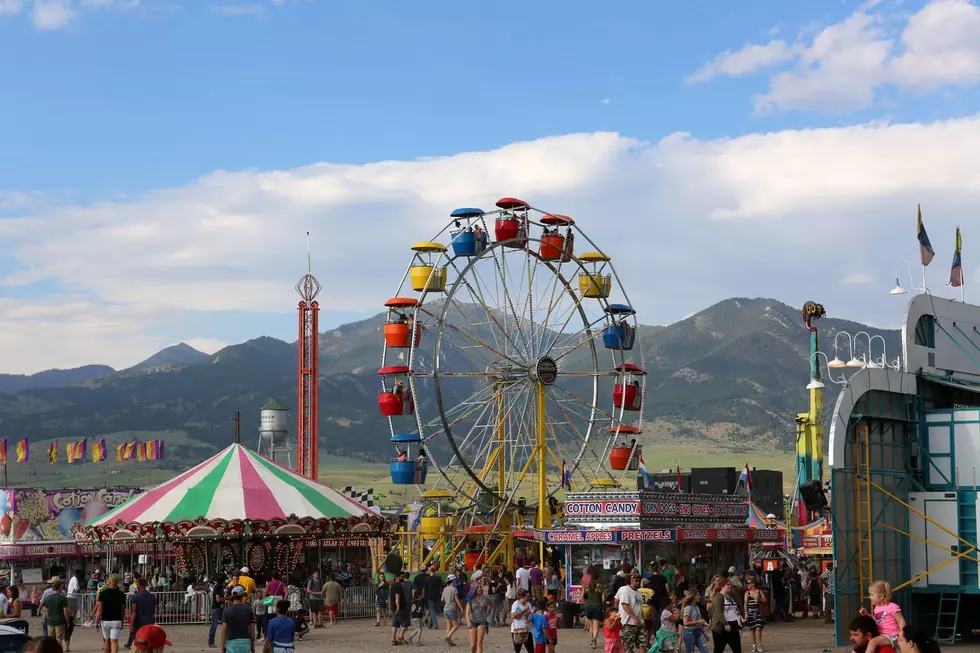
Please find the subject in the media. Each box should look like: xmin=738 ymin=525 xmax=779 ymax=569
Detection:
xmin=2 ymin=0 xmax=980 ymax=373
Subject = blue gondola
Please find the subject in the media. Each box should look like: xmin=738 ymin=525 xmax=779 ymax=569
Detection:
xmin=603 ymin=304 xmax=637 ymax=350
xmin=389 ymin=434 xmax=428 ymax=484
xmin=604 ymin=303 xmax=636 ymax=316
xmin=450 ymin=208 xmax=488 ymax=257
xmin=603 ymin=323 xmax=636 ymax=350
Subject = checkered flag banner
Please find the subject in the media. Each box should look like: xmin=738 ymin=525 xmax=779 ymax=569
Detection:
xmin=359 ymin=488 xmax=381 ymax=514
xmin=340 ymin=486 xmax=380 ymax=514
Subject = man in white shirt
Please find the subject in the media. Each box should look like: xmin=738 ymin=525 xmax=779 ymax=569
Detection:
xmin=515 ymin=564 xmax=530 ymax=592
xmin=614 ymin=574 xmax=647 ymax=653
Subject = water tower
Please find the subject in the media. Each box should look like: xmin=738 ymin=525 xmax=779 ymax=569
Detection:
xmin=257 ymin=398 xmax=292 ymax=467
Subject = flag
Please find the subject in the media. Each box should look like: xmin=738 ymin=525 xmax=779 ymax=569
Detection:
xmin=123 ymin=441 xmax=136 ymax=460
xmin=156 ymin=440 xmax=165 ymax=460
xmin=48 ymin=441 xmax=58 ymax=464
xmin=737 ymin=463 xmax=753 ymax=494
xmin=145 ymin=439 xmax=164 ymax=460
xmin=676 ymin=465 xmax=683 ymax=492
xmin=116 ymin=443 xmax=125 ymax=462
xmin=16 ymin=440 xmax=28 ymax=463
xmin=92 ymin=439 xmax=106 ymax=463
xmin=951 ymin=226 xmax=964 ymax=288
xmin=0 ymin=440 xmax=6 ymax=466
xmin=638 ymin=454 xmax=653 ymax=490
xmin=918 ymin=204 xmax=935 ymax=266
xmin=561 ymin=459 xmax=572 ymax=491
xmin=67 ymin=439 xmax=86 ymax=464
xmin=136 ymin=442 xmax=147 ymax=462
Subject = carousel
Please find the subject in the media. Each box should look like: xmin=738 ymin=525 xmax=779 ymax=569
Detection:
xmin=72 ymin=443 xmax=399 ymax=580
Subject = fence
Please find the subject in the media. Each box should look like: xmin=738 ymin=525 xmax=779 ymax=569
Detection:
xmin=69 ymin=586 xmax=375 ymax=625
xmin=73 ymin=591 xmax=209 ymax=626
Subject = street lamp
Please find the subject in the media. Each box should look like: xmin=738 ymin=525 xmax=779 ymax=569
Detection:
xmin=890 ymin=260 xmax=927 ymax=296
xmin=810 ymin=351 xmax=848 ymax=387
xmin=830 ymin=332 xmax=864 ymax=368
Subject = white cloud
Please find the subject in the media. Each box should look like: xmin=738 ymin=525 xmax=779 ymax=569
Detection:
xmin=211 ymin=2 xmax=263 ymax=16
xmin=687 ymin=40 xmax=798 ymax=83
xmin=32 ymin=0 xmax=75 ymax=29
xmin=3 ymin=118 xmax=980 ymax=373
xmin=841 ymin=272 xmax=874 ymax=285
xmin=600 ymin=98 xmax=611 ymax=105
xmin=690 ymin=0 xmax=980 ymax=114
xmin=0 ymin=0 xmax=23 ymax=15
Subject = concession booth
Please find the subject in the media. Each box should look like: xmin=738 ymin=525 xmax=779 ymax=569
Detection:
xmin=533 ymin=491 xmax=782 ymax=602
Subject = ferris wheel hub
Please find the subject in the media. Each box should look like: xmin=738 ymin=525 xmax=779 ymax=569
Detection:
xmin=531 ymin=356 xmax=559 ymax=386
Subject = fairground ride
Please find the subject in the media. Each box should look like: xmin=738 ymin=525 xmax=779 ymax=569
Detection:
xmin=374 ymin=198 xmax=647 ymax=572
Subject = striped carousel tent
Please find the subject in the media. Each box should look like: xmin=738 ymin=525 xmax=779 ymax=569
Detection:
xmin=88 ymin=443 xmax=371 ymax=526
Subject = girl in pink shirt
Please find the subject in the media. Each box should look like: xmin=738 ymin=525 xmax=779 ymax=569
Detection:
xmin=859 ymin=581 xmax=906 ymax=653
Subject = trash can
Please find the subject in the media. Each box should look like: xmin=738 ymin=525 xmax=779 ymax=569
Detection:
xmin=559 ymin=600 xmax=576 ymax=629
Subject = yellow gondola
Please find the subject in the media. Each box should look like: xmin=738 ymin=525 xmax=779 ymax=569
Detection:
xmin=410 ymin=242 xmax=448 ymax=292
xmin=578 ymin=251 xmax=612 ymax=298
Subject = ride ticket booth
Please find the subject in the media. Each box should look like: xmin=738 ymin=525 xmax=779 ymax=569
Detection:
xmin=535 ymin=491 xmax=783 ymax=602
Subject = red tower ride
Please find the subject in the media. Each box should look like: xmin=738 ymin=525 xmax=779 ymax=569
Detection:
xmin=296 ymin=233 xmax=321 ymax=480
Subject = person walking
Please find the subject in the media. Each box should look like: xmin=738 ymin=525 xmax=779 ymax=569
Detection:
xmin=680 ymin=589 xmax=709 ymax=653
xmin=614 ymin=574 xmax=647 ymax=653
xmin=441 ymin=574 xmax=463 ymax=647
xmin=43 ymin=580 xmax=71 ymax=650
xmin=263 ymin=601 xmax=295 ymax=653
xmin=94 ymin=573 xmax=128 ymax=653
xmin=374 ymin=576 xmax=389 ymax=627
xmin=221 ymin=586 xmax=255 ymax=653
xmin=322 ymin=573 xmax=343 ymax=626
xmin=423 ymin=567 xmax=442 ymax=630
xmin=236 ymin=569 xmax=256 ymax=604
xmin=710 ymin=580 xmax=742 ymax=653
xmin=125 ymin=579 xmax=157 ymax=650
xmin=208 ymin=575 xmax=226 ymax=648
xmin=305 ymin=572 xmax=324 ymax=629
xmin=65 ymin=570 xmax=84 ymax=650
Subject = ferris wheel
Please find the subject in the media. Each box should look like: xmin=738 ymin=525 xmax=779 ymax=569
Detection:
xmin=377 ymin=197 xmax=647 ymax=523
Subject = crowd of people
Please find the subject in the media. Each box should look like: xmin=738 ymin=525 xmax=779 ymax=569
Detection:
xmin=11 ymin=558 xmax=953 ymax=653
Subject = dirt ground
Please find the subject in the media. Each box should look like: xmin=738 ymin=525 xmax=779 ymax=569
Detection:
xmin=17 ymin=615 xmax=924 ymax=653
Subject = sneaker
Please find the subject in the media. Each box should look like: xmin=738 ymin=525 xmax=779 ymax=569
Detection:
xmin=751 ymin=646 xmax=757 ymax=652
xmin=758 ymin=646 xmax=764 ymax=652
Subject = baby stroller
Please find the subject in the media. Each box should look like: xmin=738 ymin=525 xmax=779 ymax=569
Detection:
xmin=292 ymin=609 xmax=310 ymax=640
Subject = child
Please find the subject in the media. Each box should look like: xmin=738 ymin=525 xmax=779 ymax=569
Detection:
xmin=374 ymin=577 xmax=389 ymax=627
xmin=603 ymin=606 xmax=623 ymax=653
xmin=658 ymin=594 xmax=680 ymax=653
xmin=406 ymin=588 xmax=426 ymax=647
xmin=545 ymin=601 xmax=560 ymax=653
xmin=253 ymin=589 xmax=266 ymax=641
xmin=859 ymin=581 xmax=905 ymax=653
xmin=531 ymin=600 xmax=549 ymax=653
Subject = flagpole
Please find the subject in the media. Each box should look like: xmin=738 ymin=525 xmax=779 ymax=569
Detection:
xmin=921 ymin=265 xmax=928 ymax=294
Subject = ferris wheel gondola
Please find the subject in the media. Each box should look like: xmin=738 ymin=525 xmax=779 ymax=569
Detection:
xmin=378 ymin=198 xmax=647 ymax=519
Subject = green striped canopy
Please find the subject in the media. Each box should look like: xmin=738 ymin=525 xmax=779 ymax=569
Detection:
xmin=89 ymin=443 xmax=370 ymax=525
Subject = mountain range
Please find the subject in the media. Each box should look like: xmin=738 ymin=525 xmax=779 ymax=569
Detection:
xmin=0 ymin=297 xmax=902 ymax=472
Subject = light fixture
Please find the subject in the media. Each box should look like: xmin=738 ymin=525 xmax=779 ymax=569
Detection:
xmin=890 ymin=260 xmax=925 ymax=296
xmin=846 ymin=356 xmax=865 ymax=368
xmin=828 ymin=356 xmax=846 ymax=369
xmin=806 ymin=379 xmax=826 ymax=390
xmin=866 ymin=360 xmax=882 ymax=369
xmin=889 ymin=279 xmax=908 ymax=296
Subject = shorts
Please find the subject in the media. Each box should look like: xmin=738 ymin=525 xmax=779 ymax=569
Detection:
xmin=469 ymin=620 xmax=488 ymax=630
xmin=101 ymin=620 xmax=123 ymax=640
xmin=621 ymin=624 xmax=646 ymax=650
xmin=325 ymin=604 xmax=339 ymax=616
xmin=549 ymin=636 xmax=558 ymax=645
xmin=531 ymin=587 xmax=544 ymax=600
xmin=443 ymin=608 xmax=459 ymax=622
xmin=535 ymin=643 xmax=547 ymax=653
xmin=392 ymin=613 xmax=410 ymax=628
xmin=227 ymin=639 xmax=251 ymax=653
xmin=50 ymin=625 xmax=66 ymax=639
xmin=885 ymin=635 xmax=899 ymax=648
xmin=308 ymin=599 xmax=324 ymax=612
xmin=586 ymin=607 xmax=604 ymax=621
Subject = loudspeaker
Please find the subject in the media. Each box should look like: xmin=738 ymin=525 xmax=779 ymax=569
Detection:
xmin=799 ymin=480 xmax=828 ymax=511
xmin=383 ymin=552 xmax=403 ymax=575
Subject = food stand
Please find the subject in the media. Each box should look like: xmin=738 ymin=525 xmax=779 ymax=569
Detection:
xmin=535 ymin=491 xmax=783 ymax=601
